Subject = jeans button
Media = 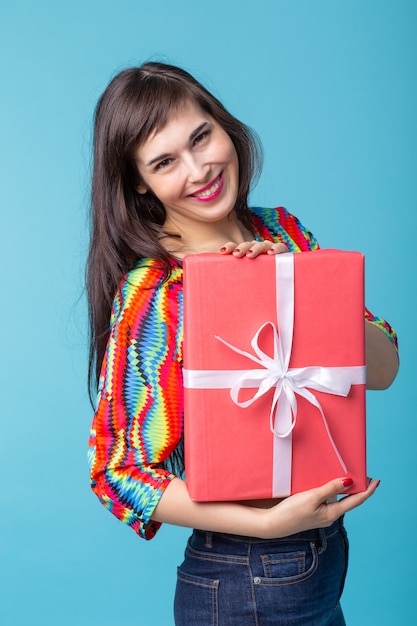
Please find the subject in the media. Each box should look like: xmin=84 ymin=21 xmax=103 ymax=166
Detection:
xmin=253 ymin=577 xmax=261 ymax=584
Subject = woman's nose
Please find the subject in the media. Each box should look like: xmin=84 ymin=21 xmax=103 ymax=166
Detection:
xmin=184 ymin=154 xmax=208 ymax=182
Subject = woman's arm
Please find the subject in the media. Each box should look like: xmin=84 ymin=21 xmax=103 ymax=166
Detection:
xmin=365 ymin=320 xmax=399 ymax=389
xmin=89 ymin=263 xmax=185 ymax=540
xmin=152 ymin=476 xmax=380 ymax=539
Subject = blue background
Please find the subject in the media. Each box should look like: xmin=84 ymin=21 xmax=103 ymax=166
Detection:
xmin=1 ymin=1 xmax=415 ymax=624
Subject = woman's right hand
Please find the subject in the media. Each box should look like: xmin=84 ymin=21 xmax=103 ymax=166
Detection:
xmin=262 ymin=477 xmax=380 ymax=539
xmin=220 ymin=239 xmax=288 ymax=258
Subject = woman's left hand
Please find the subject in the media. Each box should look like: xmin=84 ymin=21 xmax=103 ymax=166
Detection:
xmin=220 ymin=240 xmax=288 ymax=258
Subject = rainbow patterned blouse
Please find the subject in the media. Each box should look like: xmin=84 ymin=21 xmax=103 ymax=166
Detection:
xmin=88 ymin=207 xmax=398 ymax=540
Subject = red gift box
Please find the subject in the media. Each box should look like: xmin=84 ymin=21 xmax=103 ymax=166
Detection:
xmin=183 ymin=250 xmax=366 ymax=501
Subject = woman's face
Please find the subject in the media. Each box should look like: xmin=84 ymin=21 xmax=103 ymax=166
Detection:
xmin=134 ymin=100 xmax=239 ymax=233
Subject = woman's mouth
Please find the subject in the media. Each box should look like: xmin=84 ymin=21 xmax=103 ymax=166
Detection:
xmin=190 ymin=173 xmax=224 ymax=202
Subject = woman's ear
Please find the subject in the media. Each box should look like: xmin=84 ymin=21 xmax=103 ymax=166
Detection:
xmin=136 ymin=182 xmax=148 ymax=195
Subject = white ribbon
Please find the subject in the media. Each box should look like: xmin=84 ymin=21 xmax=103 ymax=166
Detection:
xmin=183 ymin=254 xmax=366 ymax=496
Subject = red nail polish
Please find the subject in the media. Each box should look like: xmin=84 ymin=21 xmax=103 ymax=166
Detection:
xmin=220 ymin=247 xmax=227 ymax=252
xmin=342 ymin=478 xmax=353 ymax=488
xmin=233 ymin=248 xmax=241 ymax=254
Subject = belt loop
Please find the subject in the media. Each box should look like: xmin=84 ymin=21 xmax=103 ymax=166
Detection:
xmin=318 ymin=528 xmax=327 ymax=555
xmin=205 ymin=532 xmax=213 ymax=548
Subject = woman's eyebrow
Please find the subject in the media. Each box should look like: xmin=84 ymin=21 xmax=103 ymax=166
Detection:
xmin=145 ymin=122 xmax=210 ymax=167
xmin=189 ymin=121 xmax=209 ymax=141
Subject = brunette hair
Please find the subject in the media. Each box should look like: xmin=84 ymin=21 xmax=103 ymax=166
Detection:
xmin=86 ymin=61 xmax=263 ymax=397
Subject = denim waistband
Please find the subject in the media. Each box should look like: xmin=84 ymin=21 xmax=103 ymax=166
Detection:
xmin=192 ymin=517 xmax=345 ymax=549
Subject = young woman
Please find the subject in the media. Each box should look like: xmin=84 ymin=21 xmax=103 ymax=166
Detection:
xmin=87 ymin=62 xmax=398 ymax=625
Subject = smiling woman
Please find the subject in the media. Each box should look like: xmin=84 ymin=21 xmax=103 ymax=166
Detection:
xmin=134 ymin=100 xmax=241 ymax=251
xmin=86 ymin=61 xmax=398 ymax=625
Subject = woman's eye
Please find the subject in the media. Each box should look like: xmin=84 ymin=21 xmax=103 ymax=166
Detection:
xmin=193 ymin=130 xmax=210 ymax=146
xmin=155 ymin=158 xmax=172 ymax=171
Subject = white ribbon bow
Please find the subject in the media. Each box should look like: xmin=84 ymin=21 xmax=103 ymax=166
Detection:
xmin=215 ymin=320 xmax=362 ymax=472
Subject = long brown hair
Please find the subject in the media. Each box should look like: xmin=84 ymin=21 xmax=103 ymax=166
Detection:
xmin=86 ymin=62 xmax=263 ymax=399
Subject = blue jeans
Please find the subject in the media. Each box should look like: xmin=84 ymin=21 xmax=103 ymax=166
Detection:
xmin=174 ymin=517 xmax=348 ymax=625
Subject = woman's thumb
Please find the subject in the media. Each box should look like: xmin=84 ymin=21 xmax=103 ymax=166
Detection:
xmin=316 ymin=477 xmax=353 ymax=500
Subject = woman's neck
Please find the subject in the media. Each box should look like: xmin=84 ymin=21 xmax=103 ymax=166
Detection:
xmin=161 ymin=213 xmax=253 ymax=258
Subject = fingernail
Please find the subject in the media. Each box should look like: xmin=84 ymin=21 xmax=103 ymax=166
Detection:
xmin=233 ymin=248 xmax=241 ymax=254
xmin=342 ymin=477 xmax=354 ymax=487
xmin=220 ymin=247 xmax=227 ymax=252
xmin=246 ymin=249 xmax=254 ymax=255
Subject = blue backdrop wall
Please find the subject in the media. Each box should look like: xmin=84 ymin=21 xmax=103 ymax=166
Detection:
xmin=1 ymin=1 xmax=415 ymax=624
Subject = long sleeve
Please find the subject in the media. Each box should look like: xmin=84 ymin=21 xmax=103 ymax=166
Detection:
xmin=88 ymin=262 xmax=184 ymax=540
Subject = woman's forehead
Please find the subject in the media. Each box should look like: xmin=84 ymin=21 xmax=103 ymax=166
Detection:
xmin=138 ymin=100 xmax=210 ymax=153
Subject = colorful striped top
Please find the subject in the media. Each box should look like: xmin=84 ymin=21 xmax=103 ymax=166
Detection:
xmin=88 ymin=207 xmax=398 ymax=540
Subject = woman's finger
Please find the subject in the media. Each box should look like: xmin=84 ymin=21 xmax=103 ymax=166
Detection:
xmin=244 ymin=240 xmax=273 ymax=257
xmin=219 ymin=241 xmax=259 ymax=257
xmin=267 ymin=242 xmax=289 ymax=255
